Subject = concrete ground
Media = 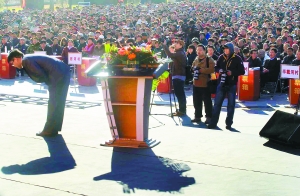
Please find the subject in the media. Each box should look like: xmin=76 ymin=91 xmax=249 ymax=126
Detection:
xmin=0 ymin=76 xmax=300 ymax=196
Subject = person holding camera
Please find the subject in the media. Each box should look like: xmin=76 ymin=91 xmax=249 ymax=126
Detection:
xmin=163 ymin=39 xmax=187 ymax=116
xmin=208 ymin=42 xmax=245 ymax=130
xmin=191 ymin=44 xmax=215 ymax=124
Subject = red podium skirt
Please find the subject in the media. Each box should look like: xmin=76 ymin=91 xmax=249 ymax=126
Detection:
xmin=0 ymin=53 xmax=16 ymax=79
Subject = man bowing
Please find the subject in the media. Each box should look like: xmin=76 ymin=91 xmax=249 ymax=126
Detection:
xmin=8 ymin=49 xmax=70 ymax=137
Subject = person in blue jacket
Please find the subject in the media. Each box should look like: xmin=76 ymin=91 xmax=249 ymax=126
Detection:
xmin=8 ymin=49 xmax=70 ymax=137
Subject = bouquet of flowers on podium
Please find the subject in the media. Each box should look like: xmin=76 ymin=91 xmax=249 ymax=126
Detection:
xmin=107 ymin=46 xmax=158 ymax=65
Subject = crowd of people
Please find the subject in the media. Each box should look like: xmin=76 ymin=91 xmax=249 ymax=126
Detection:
xmin=1 ymin=0 xmax=300 ymax=129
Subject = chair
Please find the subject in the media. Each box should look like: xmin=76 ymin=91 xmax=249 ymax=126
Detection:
xmin=261 ymin=75 xmax=282 ymax=97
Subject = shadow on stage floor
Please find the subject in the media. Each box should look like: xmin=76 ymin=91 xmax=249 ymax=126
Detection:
xmin=94 ymin=147 xmax=195 ymax=193
xmin=1 ymin=135 xmax=76 ymax=175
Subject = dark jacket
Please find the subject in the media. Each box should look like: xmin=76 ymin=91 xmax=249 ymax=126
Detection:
xmin=22 ymin=55 xmax=69 ymax=85
xmin=215 ymin=42 xmax=245 ymax=86
xmin=16 ymin=44 xmax=28 ymax=54
xmin=263 ymin=58 xmax=281 ymax=81
xmin=282 ymin=54 xmax=296 ymax=64
xmin=77 ymin=42 xmax=87 ymax=52
xmin=39 ymin=45 xmax=53 ymax=55
xmin=292 ymin=59 xmax=300 ymax=65
xmin=187 ymin=52 xmax=197 ymax=66
xmin=52 ymin=44 xmax=62 ymax=55
xmin=246 ymin=57 xmax=263 ymax=72
xmin=11 ymin=38 xmax=20 ymax=47
xmin=163 ymin=45 xmax=187 ymax=76
xmin=1 ymin=42 xmax=12 ymax=52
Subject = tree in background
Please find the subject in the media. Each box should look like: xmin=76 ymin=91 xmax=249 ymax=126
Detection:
xmin=50 ymin=0 xmax=54 ymax=10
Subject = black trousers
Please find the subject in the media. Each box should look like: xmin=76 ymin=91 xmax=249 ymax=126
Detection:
xmin=193 ymin=86 xmax=213 ymax=118
xmin=172 ymin=78 xmax=186 ymax=113
xmin=43 ymin=73 xmax=70 ymax=133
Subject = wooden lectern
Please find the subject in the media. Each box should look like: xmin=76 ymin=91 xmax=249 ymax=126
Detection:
xmin=86 ymin=62 xmax=169 ymax=148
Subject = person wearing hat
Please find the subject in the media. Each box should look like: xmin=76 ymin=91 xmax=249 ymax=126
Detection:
xmin=208 ymin=42 xmax=245 ymax=130
xmin=7 ymin=49 xmax=70 ymax=137
xmin=163 ymin=39 xmax=187 ymax=116
xmin=39 ymin=40 xmax=53 ymax=55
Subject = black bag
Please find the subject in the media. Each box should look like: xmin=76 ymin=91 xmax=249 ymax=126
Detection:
xmin=206 ymin=57 xmax=218 ymax=94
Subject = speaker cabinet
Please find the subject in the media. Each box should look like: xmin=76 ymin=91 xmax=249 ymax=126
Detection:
xmin=260 ymin=110 xmax=300 ymax=148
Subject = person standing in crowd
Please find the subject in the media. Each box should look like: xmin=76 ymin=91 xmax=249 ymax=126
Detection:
xmin=61 ymin=39 xmax=79 ymax=65
xmin=8 ymin=49 xmax=70 ymax=137
xmin=191 ymin=44 xmax=215 ymax=124
xmin=207 ymin=45 xmax=219 ymax=61
xmin=186 ymin=44 xmax=197 ymax=85
xmin=208 ymin=42 xmax=245 ymax=130
xmin=15 ymin=37 xmax=28 ymax=77
xmin=163 ymin=39 xmax=187 ymax=116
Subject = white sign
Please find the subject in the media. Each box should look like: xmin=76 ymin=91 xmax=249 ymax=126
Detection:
xmin=68 ymin=52 xmax=82 ymax=65
xmin=281 ymin=64 xmax=300 ymax=79
xmin=243 ymin=62 xmax=249 ymax=76
xmin=34 ymin=51 xmax=47 ymax=55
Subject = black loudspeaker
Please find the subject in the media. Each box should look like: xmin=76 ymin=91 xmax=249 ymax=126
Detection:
xmin=260 ymin=110 xmax=300 ymax=148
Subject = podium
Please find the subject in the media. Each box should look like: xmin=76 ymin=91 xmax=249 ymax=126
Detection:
xmin=77 ymin=58 xmax=97 ymax=86
xmin=289 ymin=79 xmax=300 ymax=105
xmin=280 ymin=64 xmax=300 ymax=105
xmin=238 ymin=69 xmax=260 ymax=101
xmin=86 ymin=62 xmax=165 ymax=148
xmin=0 ymin=53 xmax=16 ymax=79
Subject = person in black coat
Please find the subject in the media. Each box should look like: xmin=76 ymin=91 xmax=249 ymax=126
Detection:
xmin=292 ymin=50 xmax=300 ymax=65
xmin=261 ymin=48 xmax=281 ymax=88
xmin=282 ymin=47 xmax=296 ymax=64
xmin=246 ymin=49 xmax=263 ymax=72
xmin=39 ymin=40 xmax=53 ymax=55
xmin=186 ymin=44 xmax=197 ymax=84
xmin=8 ymin=49 xmax=70 ymax=137
xmin=1 ymin=36 xmax=12 ymax=52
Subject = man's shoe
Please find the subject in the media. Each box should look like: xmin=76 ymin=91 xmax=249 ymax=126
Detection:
xmin=36 ymin=131 xmax=58 ymax=137
xmin=172 ymin=111 xmax=186 ymax=117
xmin=226 ymin=125 xmax=232 ymax=130
xmin=191 ymin=118 xmax=201 ymax=123
xmin=207 ymin=124 xmax=216 ymax=129
xmin=204 ymin=117 xmax=211 ymax=124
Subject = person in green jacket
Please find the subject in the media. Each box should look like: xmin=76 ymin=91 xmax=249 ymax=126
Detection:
xmin=26 ymin=37 xmax=40 ymax=54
